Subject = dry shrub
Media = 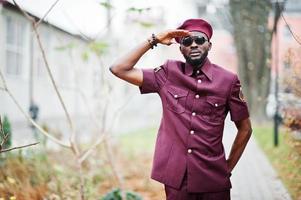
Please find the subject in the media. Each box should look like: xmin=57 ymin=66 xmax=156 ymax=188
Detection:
xmin=0 ymin=139 xmax=163 ymax=199
xmin=282 ymin=47 xmax=301 ymax=133
xmin=282 ymin=108 xmax=301 ymax=132
xmin=283 ymin=47 xmax=301 ymax=98
xmin=0 ymin=152 xmax=50 ymax=199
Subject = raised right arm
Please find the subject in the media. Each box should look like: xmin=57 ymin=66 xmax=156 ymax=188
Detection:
xmin=109 ymin=40 xmax=151 ymax=86
xmin=109 ymin=30 xmax=190 ymax=86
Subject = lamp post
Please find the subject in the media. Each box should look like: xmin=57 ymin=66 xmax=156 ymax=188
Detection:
xmin=272 ymin=0 xmax=286 ymax=147
xmin=274 ymin=27 xmax=279 ymax=147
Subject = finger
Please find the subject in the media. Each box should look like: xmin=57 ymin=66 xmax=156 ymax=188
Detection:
xmin=170 ymin=30 xmax=190 ymax=38
xmin=165 ymin=39 xmax=173 ymax=45
xmin=174 ymin=29 xmax=190 ymax=35
xmin=166 ymin=29 xmax=188 ymax=35
xmin=175 ymin=29 xmax=190 ymax=33
xmin=170 ymin=38 xmax=177 ymax=45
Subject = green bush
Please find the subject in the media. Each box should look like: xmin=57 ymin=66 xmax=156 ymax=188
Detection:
xmin=101 ymin=188 xmax=142 ymax=200
xmin=1 ymin=115 xmax=12 ymax=149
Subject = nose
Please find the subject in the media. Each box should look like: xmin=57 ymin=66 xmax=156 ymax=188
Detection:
xmin=190 ymin=40 xmax=198 ymax=48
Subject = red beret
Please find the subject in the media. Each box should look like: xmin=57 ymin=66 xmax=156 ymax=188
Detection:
xmin=175 ymin=19 xmax=213 ymax=43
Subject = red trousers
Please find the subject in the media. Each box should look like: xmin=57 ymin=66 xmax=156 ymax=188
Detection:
xmin=164 ymin=172 xmax=231 ymax=200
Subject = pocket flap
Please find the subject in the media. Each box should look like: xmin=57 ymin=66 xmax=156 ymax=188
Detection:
xmin=167 ymin=86 xmax=189 ymax=98
xmin=206 ymin=96 xmax=226 ymax=107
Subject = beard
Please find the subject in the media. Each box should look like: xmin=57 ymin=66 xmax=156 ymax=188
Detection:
xmin=184 ymin=51 xmax=208 ymax=69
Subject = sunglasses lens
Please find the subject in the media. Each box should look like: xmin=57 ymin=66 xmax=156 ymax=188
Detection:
xmin=182 ymin=37 xmax=193 ymax=46
xmin=182 ymin=36 xmax=207 ymax=46
xmin=195 ymin=36 xmax=206 ymax=45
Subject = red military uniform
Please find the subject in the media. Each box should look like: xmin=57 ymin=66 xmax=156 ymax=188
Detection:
xmin=139 ymin=58 xmax=249 ymax=193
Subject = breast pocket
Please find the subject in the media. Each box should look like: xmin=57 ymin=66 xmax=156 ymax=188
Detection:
xmin=203 ymin=96 xmax=227 ymax=124
xmin=165 ymin=86 xmax=188 ymax=114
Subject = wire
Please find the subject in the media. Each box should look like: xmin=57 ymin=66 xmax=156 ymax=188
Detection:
xmin=281 ymin=11 xmax=301 ymax=45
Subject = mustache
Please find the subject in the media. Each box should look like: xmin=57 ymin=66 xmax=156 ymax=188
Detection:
xmin=190 ymin=50 xmax=202 ymax=54
xmin=184 ymin=51 xmax=208 ymax=66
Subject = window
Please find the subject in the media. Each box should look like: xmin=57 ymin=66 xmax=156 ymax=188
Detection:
xmin=5 ymin=15 xmax=26 ymax=76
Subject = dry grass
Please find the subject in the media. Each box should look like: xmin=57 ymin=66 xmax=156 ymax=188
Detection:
xmin=0 ymin=153 xmax=49 ymax=199
xmin=97 ymin=149 xmax=165 ymax=200
xmin=253 ymin=125 xmax=301 ymax=200
xmin=0 ymin=127 xmax=165 ymax=199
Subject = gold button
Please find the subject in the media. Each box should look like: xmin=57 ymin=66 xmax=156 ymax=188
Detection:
xmin=195 ymin=94 xmax=200 ymax=99
xmin=174 ymin=94 xmax=178 ymax=98
xmin=188 ymin=149 xmax=192 ymax=153
xmin=215 ymin=103 xmax=218 ymax=107
xmin=197 ymin=79 xmax=202 ymax=83
xmin=192 ymin=112 xmax=196 ymax=116
xmin=196 ymin=70 xmax=200 ymax=74
xmin=190 ymin=130 xmax=194 ymax=135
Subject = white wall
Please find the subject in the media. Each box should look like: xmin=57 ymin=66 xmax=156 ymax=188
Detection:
xmin=0 ymin=8 xmax=98 ymax=129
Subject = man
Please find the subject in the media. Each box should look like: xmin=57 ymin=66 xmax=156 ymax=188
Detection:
xmin=110 ymin=18 xmax=252 ymax=200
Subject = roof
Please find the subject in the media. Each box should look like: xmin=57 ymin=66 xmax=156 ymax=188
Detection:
xmin=2 ymin=0 xmax=106 ymax=39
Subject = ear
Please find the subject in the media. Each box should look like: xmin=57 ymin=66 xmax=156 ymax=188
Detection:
xmin=179 ymin=46 xmax=183 ymax=53
xmin=208 ymin=42 xmax=212 ymax=51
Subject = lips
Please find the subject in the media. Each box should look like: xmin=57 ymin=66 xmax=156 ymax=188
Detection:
xmin=190 ymin=51 xmax=202 ymax=57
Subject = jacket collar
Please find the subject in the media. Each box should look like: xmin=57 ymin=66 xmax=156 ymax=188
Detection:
xmin=184 ymin=57 xmax=213 ymax=81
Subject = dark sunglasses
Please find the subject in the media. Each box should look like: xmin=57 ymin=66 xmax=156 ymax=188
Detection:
xmin=181 ymin=36 xmax=208 ymax=47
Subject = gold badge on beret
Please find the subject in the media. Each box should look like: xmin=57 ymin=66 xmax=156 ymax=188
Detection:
xmin=239 ymin=87 xmax=245 ymax=102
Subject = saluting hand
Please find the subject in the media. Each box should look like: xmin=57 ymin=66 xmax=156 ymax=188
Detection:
xmin=156 ymin=29 xmax=190 ymax=45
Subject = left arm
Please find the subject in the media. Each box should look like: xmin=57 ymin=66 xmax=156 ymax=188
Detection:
xmin=226 ymin=118 xmax=252 ymax=173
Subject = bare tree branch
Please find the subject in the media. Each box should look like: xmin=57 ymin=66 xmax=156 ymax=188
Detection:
xmin=7 ymin=1 xmax=87 ymax=199
xmin=78 ymin=133 xmax=106 ymax=163
xmin=32 ymin=28 xmax=78 ymax=152
xmin=0 ymin=142 xmax=39 ymax=153
xmin=0 ymin=116 xmax=39 ymax=153
xmin=0 ymin=116 xmax=8 ymax=148
xmin=0 ymin=133 xmax=9 ymax=147
xmin=58 ymin=85 xmax=101 ymax=130
xmin=64 ymin=47 xmax=102 ymax=131
xmin=107 ymin=94 xmax=136 ymax=132
xmin=0 ymin=69 xmax=70 ymax=148
xmin=104 ymin=139 xmax=124 ymax=190
xmin=0 ymin=117 xmax=9 ymax=147
xmin=0 ymin=69 xmax=8 ymax=90
xmin=35 ymin=0 xmax=60 ymax=27
xmin=0 ymin=116 xmax=4 ymax=135
xmin=11 ymin=0 xmax=77 ymax=148
xmin=79 ymin=94 xmax=135 ymax=163
xmin=12 ymin=0 xmax=35 ymax=21
xmin=5 ymin=1 xmax=128 ymax=199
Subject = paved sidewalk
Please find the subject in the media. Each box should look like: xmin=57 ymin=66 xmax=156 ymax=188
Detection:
xmin=223 ymin=117 xmax=292 ymax=200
